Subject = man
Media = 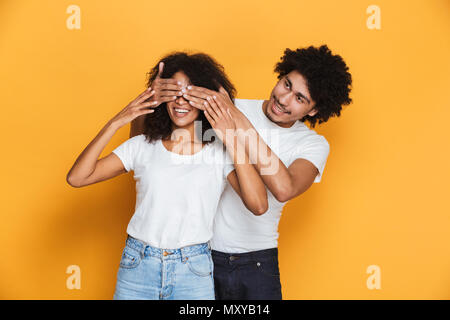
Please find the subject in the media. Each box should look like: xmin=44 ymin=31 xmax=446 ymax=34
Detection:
xmin=131 ymin=44 xmax=352 ymax=300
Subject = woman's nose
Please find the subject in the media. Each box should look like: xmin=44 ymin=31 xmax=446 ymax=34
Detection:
xmin=176 ymin=96 xmax=188 ymax=105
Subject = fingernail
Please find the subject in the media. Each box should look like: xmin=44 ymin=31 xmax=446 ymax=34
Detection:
xmin=206 ymin=96 xmax=210 ymax=101
xmin=182 ymin=88 xmax=186 ymax=93
xmin=177 ymin=81 xmax=182 ymax=85
xmin=213 ymin=95 xmax=216 ymax=99
xmin=187 ymin=86 xmax=192 ymax=90
xmin=147 ymin=87 xmax=151 ymax=91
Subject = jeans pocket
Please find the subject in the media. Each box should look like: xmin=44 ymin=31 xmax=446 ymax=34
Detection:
xmin=119 ymin=245 xmax=141 ymax=269
xmin=187 ymin=253 xmax=213 ymax=277
xmin=254 ymin=257 xmax=280 ymax=277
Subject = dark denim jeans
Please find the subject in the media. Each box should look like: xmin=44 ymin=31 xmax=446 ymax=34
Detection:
xmin=211 ymin=248 xmax=282 ymax=300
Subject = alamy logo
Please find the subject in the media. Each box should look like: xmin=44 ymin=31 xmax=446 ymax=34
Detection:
xmin=66 ymin=5 xmax=81 ymax=30
xmin=366 ymin=5 xmax=381 ymax=30
xmin=366 ymin=265 xmax=381 ymax=289
xmin=66 ymin=265 xmax=81 ymax=289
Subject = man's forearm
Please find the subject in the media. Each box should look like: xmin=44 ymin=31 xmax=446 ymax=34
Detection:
xmin=224 ymin=135 xmax=268 ymax=215
xmin=233 ymin=112 xmax=294 ymax=202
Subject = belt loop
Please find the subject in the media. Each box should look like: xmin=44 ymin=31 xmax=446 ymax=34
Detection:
xmin=180 ymin=247 xmax=188 ymax=263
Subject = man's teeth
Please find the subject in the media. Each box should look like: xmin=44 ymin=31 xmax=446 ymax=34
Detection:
xmin=175 ymin=108 xmax=189 ymax=113
xmin=275 ymin=102 xmax=285 ymax=113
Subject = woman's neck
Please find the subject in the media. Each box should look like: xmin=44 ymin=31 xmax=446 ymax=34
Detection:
xmin=169 ymin=122 xmax=202 ymax=143
xmin=162 ymin=122 xmax=204 ymax=154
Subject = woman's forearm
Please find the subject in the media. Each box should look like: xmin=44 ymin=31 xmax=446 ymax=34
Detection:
xmin=67 ymin=88 xmax=156 ymax=187
xmin=130 ymin=115 xmax=146 ymax=138
xmin=66 ymin=120 xmax=120 ymax=186
xmin=225 ymin=136 xmax=268 ymax=215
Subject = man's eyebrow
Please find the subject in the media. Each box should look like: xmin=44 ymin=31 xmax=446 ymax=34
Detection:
xmin=286 ymin=76 xmax=311 ymax=104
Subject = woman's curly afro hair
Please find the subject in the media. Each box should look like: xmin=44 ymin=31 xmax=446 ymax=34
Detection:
xmin=274 ymin=45 xmax=352 ymax=128
xmin=143 ymin=51 xmax=236 ymax=144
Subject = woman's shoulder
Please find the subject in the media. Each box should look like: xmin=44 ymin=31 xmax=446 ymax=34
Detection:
xmin=125 ymin=134 xmax=159 ymax=153
xmin=129 ymin=134 xmax=155 ymax=144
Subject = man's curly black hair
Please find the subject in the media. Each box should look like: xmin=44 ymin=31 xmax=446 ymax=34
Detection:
xmin=274 ymin=45 xmax=352 ymax=128
xmin=143 ymin=51 xmax=236 ymax=144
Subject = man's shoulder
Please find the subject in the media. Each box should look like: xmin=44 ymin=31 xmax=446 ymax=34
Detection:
xmin=284 ymin=121 xmax=329 ymax=148
xmin=234 ymin=98 xmax=263 ymax=112
xmin=298 ymin=128 xmax=330 ymax=151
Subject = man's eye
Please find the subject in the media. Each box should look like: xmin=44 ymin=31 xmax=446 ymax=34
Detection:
xmin=297 ymin=96 xmax=303 ymax=103
xmin=284 ymin=81 xmax=290 ymax=88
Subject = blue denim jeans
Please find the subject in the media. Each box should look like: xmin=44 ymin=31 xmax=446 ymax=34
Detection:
xmin=113 ymin=235 xmax=215 ymax=300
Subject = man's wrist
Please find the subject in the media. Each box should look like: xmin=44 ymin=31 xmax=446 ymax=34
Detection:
xmin=232 ymin=109 xmax=251 ymax=130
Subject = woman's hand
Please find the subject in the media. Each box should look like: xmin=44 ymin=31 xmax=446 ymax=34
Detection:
xmin=110 ymin=87 xmax=158 ymax=129
xmin=203 ymin=95 xmax=236 ymax=146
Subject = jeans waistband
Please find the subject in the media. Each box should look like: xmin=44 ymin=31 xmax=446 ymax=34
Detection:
xmin=126 ymin=235 xmax=211 ymax=262
xmin=211 ymin=247 xmax=278 ymax=260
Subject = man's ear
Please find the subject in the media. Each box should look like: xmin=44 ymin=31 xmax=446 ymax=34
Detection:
xmin=307 ymin=106 xmax=318 ymax=117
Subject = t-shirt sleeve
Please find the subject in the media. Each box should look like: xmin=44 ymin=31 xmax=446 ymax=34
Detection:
xmin=291 ymin=135 xmax=330 ymax=183
xmin=111 ymin=134 xmax=143 ymax=172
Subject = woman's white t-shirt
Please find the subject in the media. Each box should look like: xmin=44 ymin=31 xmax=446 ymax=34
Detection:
xmin=112 ymin=134 xmax=234 ymax=249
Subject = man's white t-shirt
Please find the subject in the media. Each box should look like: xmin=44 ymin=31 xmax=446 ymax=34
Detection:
xmin=112 ymin=135 xmax=234 ymax=249
xmin=210 ymin=99 xmax=330 ymax=253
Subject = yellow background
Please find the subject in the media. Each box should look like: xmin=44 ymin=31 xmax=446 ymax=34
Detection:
xmin=0 ymin=0 xmax=449 ymax=299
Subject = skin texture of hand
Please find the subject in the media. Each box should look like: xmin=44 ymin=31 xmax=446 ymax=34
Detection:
xmin=181 ymin=84 xmax=319 ymax=203
xmin=202 ymin=95 xmax=236 ymax=146
xmin=110 ymin=87 xmax=158 ymax=129
xmin=147 ymin=62 xmax=185 ymax=108
xmin=182 ymin=85 xmax=247 ymax=128
xmin=183 ymin=85 xmax=234 ymax=111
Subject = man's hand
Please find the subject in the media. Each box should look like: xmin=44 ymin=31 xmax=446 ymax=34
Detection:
xmin=146 ymin=62 xmax=185 ymax=107
xmin=203 ymin=95 xmax=236 ymax=146
xmin=182 ymin=85 xmax=241 ymax=120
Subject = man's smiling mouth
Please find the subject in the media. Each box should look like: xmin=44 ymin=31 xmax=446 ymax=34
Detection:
xmin=272 ymin=96 xmax=289 ymax=114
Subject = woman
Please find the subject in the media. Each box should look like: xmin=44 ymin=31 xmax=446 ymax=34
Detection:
xmin=66 ymin=52 xmax=268 ymax=300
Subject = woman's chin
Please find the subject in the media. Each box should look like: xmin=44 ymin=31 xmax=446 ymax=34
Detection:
xmin=170 ymin=116 xmax=196 ymax=128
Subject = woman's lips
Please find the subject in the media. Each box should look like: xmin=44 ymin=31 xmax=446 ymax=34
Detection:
xmin=173 ymin=107 xmax=191 ymax=118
